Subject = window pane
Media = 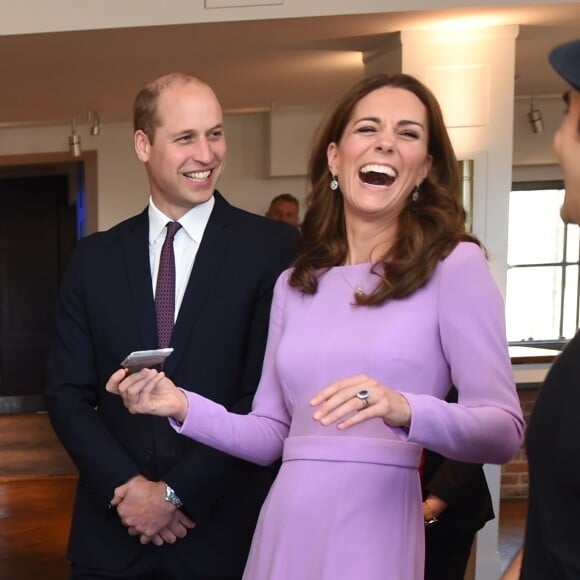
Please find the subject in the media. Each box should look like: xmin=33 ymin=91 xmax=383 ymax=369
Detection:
xmin=508 ymin=189 xmax=565 ymax=264
xmin=506 ymin=266 xmax=563 ymax=341
xmin=563 ymin=265 xmax=579 ymax=338
xmin=566 ymin=226 xmax=579 ymax=262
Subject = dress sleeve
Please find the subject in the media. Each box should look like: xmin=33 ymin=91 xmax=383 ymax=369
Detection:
xmin=403 ymin=243 xmax=525 ymax=464
xmin=170 ymin=271 xmax=292 ymax=466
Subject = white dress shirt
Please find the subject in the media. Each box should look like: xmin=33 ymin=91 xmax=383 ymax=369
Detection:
xmin=148 ymin=196 xmax=215 ymax=321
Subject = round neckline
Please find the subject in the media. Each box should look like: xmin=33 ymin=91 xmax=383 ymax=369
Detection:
xmin=335 ymin=261 xmax=373 ymax=270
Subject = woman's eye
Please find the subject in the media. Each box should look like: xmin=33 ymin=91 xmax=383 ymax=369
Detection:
xmin=400 ymin=130 xmax=419 ymax=139
xmin=357 ymin=125 xmax=377 ymax=134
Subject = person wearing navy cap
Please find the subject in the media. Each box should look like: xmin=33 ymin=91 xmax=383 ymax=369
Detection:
xmin=502 ymin=38 xmax=580 ymax=579
xmin=550 ymin=39 xmax=580 ymax=226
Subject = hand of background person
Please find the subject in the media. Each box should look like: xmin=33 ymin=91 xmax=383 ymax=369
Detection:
xmin=138 ymin=510 xmax=196 ymax=546
xmin=111 ymin=475 xmax=179 ymax=538
xmin=423 ymin=493 xmax=448 ymax=519
xmin=310 ymin=374 xmax=411 ymax=430
xmin=106 ymin=368 xmax=189 ymax=423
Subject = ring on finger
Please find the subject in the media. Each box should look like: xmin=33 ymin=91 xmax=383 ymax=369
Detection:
xmin=356 ymin=389 xmax=370 ymax=407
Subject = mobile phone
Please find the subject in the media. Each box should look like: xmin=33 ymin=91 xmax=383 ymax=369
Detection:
xmin=121 ymin=348 xmax=174 ymax=373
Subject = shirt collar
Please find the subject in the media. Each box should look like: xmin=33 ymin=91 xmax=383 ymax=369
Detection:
xmin=148 ymin=195 xmax=215 ymax=244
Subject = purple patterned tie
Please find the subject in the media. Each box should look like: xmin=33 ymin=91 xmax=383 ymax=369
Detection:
xmin=155 ymin=221 xmax=182 ymax=348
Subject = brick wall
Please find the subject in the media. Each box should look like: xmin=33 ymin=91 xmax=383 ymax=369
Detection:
xmin=500 ymin=388 xmax=539 ymax=499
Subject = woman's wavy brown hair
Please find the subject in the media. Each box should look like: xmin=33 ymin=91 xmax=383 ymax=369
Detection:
xmin=289 ymin=73 xmax=482 ymax=305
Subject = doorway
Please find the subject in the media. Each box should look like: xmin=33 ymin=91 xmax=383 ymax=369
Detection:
xmin=0 ymin=169 xmax=80 ymax=410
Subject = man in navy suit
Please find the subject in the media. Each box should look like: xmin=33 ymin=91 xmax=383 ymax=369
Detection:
xmin=46 ymin=73 xmax=298 ymax=579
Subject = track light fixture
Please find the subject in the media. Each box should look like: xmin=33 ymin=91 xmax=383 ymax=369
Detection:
xmin=66 ymin=111 xmax=101 ymax=156
xmin=527 ymin=97 xmax=544 ymax=134
xmin=89 ymin=111 xmax=100 ymax=136
xmin=68 ymin=117 xmax=82 ymax=157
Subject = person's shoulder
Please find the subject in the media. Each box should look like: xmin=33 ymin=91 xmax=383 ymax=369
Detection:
xmin=432 ymin=242 xmax=489 ymax=287
xmin=276 ymin=267 xmax=294 ymax=285
xmin=440 ymin=241 xmax=486 ymax=269
xmin=228 ymin=202 xmax=291 ymax=229
xmin=75 ymin=211 xmax=146 ymax=251
xmin=447 ymin=240 xmax=485 ymax=260
xmin=272 ymin=267 xmax=298 ymax=301
xmin=105 ymin=210 xmax=147 ymax=234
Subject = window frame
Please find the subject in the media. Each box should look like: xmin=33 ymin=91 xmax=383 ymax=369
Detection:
xmin=507 ymin=179 xmax=579 ymax=349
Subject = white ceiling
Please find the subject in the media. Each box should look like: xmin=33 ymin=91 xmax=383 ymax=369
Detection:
xmin=0 ymin=3 xmax=579 ymax=127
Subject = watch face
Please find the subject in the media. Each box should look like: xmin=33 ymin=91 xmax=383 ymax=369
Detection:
xmin=165 ymin=484 xmax=183 ymax=508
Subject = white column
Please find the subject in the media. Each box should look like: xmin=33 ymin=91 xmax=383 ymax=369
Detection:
xmin=366 ymin=25 xmax=520 ymax=580
xmin=401 ymin=25 xmax=519 ymax=295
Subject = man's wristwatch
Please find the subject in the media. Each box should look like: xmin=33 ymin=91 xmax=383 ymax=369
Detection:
xmin=422 ymin=501 xmax=439 ymax=528
xmin=164 ymin=483 xmax=183 ymax=509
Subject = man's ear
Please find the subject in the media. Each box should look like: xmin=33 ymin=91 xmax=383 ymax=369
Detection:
xmin=134 ymin=130 xmax=151 ymax=163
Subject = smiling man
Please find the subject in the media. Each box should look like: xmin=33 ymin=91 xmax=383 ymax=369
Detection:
xmin=46 ymin=73 xmax=298 ymax=580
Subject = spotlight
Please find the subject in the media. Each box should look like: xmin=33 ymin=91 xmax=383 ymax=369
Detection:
xmin=68 ymin=117 xmax=82 ymax=157
xmin=527 ymin=97 xmax=544 ymax=134
xmin=89 ymin=111 xmax=100 ymax=136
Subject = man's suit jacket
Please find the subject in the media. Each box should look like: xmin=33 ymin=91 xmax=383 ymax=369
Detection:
xmin=421 ymin=453 xmax=494 ymax=533
xmin=46 ymin=192 xmax=299 ymax=576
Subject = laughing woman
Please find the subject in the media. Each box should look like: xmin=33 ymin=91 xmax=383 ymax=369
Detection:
xmin=107 ymin=73 xmax=524 ymax=580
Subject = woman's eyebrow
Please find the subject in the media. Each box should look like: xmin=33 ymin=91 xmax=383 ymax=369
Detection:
xmin=353 ymin=116 xmax=425 ymax=130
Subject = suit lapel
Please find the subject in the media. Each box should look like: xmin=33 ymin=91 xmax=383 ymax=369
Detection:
xmin=165 ymin=192 xmax=232 ymax=373
xmin=122 ymin=209 xmax=159 ymax=350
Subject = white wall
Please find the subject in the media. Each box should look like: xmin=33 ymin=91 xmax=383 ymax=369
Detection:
xmin=95 ymin=124 xmax=148 ymax=228
xmin=219 ymin=113 xmax=309 ymax=221
xmin=0 ymin=114 xmax=309 ymax=231
xmin=0 ymin=96 xmax=560 ymax=232
xmin=513 ymin=95 xmax=563 ymax=166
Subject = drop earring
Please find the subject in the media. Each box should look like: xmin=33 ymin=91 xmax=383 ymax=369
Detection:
xmin=411 ymin=185 xmax=419 ymax=202
xmin=330 ymin=176 xmax=339 ymax=191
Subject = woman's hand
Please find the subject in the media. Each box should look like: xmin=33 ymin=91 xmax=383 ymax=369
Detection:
xmin=310 ymin=374 xmax=411 ymax=430
xmin=106 ymin=368 xmax=189 ymax=423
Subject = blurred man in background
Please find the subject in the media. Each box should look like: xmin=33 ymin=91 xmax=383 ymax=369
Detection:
xmin=265 ymin=193 xmax=300 ymax=227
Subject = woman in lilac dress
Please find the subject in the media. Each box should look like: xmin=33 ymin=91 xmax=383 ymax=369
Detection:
xmin=107 ymin=73 xmax=524 ymax=580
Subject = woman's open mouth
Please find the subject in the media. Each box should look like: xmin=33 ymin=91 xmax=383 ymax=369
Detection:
xmin=359 ymin=164 xmax=397 ymax=187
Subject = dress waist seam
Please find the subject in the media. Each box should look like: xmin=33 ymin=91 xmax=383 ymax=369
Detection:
xmin=282 ymin=435 xmax=422 ymax=468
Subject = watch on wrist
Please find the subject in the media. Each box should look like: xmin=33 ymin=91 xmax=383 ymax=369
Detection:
xmin=164 ymin=483 xmax=183 ymax=508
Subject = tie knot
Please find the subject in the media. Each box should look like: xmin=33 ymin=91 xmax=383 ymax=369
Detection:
xmin=165 ymin=221 xmax=182 ymax=241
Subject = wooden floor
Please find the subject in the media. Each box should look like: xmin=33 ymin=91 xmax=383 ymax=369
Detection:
xmin=0 ymin=413 xmax=527 ymax=579
xmin=0 ymin=412 xmax=77 ymax=579
xmin=0 ymin=476 xmax=76 ymax=579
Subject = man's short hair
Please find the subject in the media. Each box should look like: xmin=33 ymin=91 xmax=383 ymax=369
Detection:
xmin=133 ymin=73 xmax=203 ymax=143
xmin=268 ymin=193 xmax=299 ymax=210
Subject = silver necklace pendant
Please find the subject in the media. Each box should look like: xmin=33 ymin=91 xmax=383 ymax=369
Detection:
xmin=338 ymin=266 xmax=367 ymax=298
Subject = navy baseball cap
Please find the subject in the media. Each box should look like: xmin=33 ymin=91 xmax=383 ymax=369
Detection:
xmin=549 ymin=39 xmax=580 ymax=91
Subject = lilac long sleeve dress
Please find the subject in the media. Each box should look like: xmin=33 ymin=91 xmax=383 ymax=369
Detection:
xmin=172 ymin=242 xmax=524 ymax=580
